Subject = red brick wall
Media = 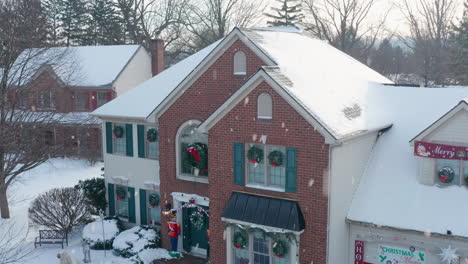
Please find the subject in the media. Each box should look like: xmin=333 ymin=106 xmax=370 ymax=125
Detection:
xmin=208 ymin=81 xmax=329 ymax=264
xmin=158 ymin=40 xmax=266 ymax=249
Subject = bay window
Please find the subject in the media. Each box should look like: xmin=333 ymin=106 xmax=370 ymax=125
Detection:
xmin=246 ymin=144 xmax=286 ymax=190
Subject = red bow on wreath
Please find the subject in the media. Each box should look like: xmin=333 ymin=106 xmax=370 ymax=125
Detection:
xmin=187 ymin=147 xmax=200 ymax=163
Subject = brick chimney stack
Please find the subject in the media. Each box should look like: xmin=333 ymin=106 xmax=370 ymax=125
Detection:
xmin=150 ymin=39 xmax=164 ymax=76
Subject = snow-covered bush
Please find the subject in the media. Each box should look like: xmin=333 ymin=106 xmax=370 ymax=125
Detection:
xmin=113 ymin=226 xmax=161 ymax=258
xmin=132 ymin=248 xmax=177 ymax=264
xmin=28 ymin=187 xmax=91 ymax=234
xmin=82 ymin=216 xmax=123 ymax=250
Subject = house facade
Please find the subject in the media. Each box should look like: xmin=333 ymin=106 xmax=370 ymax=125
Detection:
xmin=10 ymin=43 xmax=159 ymax=158
xmin=93 ymin=27 xmax=397 ymax=264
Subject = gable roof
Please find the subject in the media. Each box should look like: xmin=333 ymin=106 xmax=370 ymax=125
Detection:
xmin=10 ymin=45 xmax=141 ymax=87
xmin=347 ymin=85 xmax=468 ymax=238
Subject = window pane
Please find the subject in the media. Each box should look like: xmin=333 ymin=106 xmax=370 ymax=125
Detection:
xmin=117 ymin=186 xmax=128 ymax=218
xmin=113 ymin=124 xmax=126 ymax=154
xmin=148 ymin=141 xmax=159 ymax=158
xmin=234 ymin=248 xmax=250 ymax=264
xmin=436 ymin=159 xmax=460 ymax=185
xmin=147 ymin=191 xmax=160 ymax=224
xmin=248 ymin=144 xmax=265 ymax=184
xmin=97 ymin=92 xmax=108 ymax=107
xmin=268 ymin=146 xmax=286 ymax=188
xmin=178 ymin=121 xmax=208 ymax=176
xmin=253 ymin=232 xmax=269 ymax=254
xmin=76 ymin=92 xmax=87 ymax=110
xmin=254 ymin=254 xmax=269 ymax=264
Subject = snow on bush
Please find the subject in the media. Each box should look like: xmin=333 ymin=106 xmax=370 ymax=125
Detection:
xmin=132 ymin=248 xmax=176 ymax=264
xmin=83 ymin=217 xmax=122 ymax=250
xmin=113 ymin=226 xmax=161 ymax=258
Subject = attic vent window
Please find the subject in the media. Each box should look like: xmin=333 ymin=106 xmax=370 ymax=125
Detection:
xmin=233 ymin=51 xmax=246 ymax=75
xmin=343 ymin=104 xmax=361 ymax=120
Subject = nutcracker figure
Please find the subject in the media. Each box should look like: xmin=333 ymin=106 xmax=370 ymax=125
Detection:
xmin=167 ymin=214 xmax=181 ymax=252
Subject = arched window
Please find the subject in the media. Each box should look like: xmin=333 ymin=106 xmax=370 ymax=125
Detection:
xmin=257 ymin=93 xmax=272 ymax=119
xmin=233 ymin=51 xmax=247 ymax=75
xmin=176 ymin=120 xmax=208 ymax=179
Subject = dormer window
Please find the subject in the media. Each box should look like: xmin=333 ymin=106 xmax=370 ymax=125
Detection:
xmin=233 ymin=51 xmax=246 ymax=75
xmin=257 ymin=93 xmax=272 ymax=119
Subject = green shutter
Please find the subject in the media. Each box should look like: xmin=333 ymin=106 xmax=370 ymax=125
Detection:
xmin=107 ymin=183 xmax=115 ymax=216
xmin=285 ymin=148 xmax=297 ymax=193
xmin=105 ymin=122 xmax=113 ymax=154
xmin=126 ymin=124 xmax=133 ymax=157
xmin=139 ymin=189 xmax=147 ymax=225
xmin=233 ymin=143 xmax=245 ymax=185
xmin=182 ymin=206 xmax=192 ymax=252
xmin=137 ymin=125 xmax=145 ymax=158
xmin=128 ymin=187 xmax=136 ymax=223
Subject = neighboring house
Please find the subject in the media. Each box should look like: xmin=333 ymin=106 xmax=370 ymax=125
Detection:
xmin=11 ymin=42 xmax=162 ymax=158
xmin=93 ymin=26 xmax=398 ymax=264
xmin=348 ymin=88 xmax=468 ymax=264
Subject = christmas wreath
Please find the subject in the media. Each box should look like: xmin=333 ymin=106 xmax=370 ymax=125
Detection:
xmin=233 ymin=230 xmax=248 ymax=249
xmin=272 ymin=239 xmax=288 ymax=258
xmin=116 ymin=187 xmax=126 ymax=200
xmin=438 ymin=166 xmax=455 ymax=184
xmin=268 ymin=150 xmax=284 ymax=167
xmin=184 ymin=143 xmax=208 ymax=170
xmin=189 ymin=210 xmax=206 ymax=231
xmin=148 ymin=193 xmax=160 ymax=208
xmin=113 ymin=126 xmax=124 ymax=138
xmin=247 ymin=146 xmax=263 ymax=163
xmin=147 ymin=128 xmax=158 ymax=142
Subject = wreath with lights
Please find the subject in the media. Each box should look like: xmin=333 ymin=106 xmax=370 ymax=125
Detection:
xmin=272 ymin=239 xmax=288 ymax=258
xmin=268 ymin=150 xmax=284 ymax=167
xmin=147 ymin=128 xmax=158 ymax=142
xmin=438 ymin=166 xmax=455 ymax=184
xmin=233 ymin=230 xmax=248 ymax=249
xmin=189 ymin=210 xmax=206 ymax=231
xmin=247 ymin=146 xmax=263 ymax=163
xmin=148 ymin=193 xmax=160 ymax=208
xmin=113 ymin=126 xmax=124 ymax=138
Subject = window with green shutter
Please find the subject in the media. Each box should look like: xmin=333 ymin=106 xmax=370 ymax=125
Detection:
xmin=128 ymin=187 xmax=136 ymax=223
xmin=126 ymin=124 xmax=133 ymax=157
xmin=233 ymin=143 xmax=245 ymax=185
xmin=105 ymin=122 xmax=113 ymax=154
xmin=107 ymin=183 xmax=115 ymax=215
xmin=285 ymin=148 xmax=297 ymax=193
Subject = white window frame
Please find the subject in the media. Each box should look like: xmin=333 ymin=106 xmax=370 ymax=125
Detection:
xmin=145 ymin=125 xmax=159 ymax=160
xmin=113 ymin=123 xmax=126 ymax=155
xmin=435 ymin=159 xmax=468 ymax=186
xmin=245 ymin=144 xmax=286 ymax=192
xmin=97 ymin=91 xmax=108 ymax=107
xmin=233 ymin=51 xmax=247 ymax=75
xmin=175 ymin=120 xmax=208 ymax=183
xmin=257 ymin=93 xmax=273 ymax=119
xmin=115 ymin=185 xmax=129 ymax=219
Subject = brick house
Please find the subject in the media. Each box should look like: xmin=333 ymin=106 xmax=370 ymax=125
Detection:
xmin=10 ymin=43 xmax=162 ymax=157
xmin=93 ymin=27 xmax=393 ymax=263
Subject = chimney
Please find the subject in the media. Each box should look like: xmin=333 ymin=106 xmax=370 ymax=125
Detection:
xmin=150 ymin=39 xmax=164 ymax=76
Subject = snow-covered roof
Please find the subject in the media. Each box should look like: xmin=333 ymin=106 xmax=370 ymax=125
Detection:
xmin=240 ymin=28 xmax=392 ymax=139
xmin=347 ymin=85 xmax=468 ymax=237
xmin=92 ymin=40 xmax=221 ymax=119
xmin=11 ymin=45 xmax=141 ymax=87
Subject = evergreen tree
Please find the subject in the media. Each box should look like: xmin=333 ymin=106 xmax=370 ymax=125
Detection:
xmin=451 ymin=1 xmax=468 ymax=84
xmin=43 ymin=0 xmax=62 ymax=45
xmin=59 ymin=0 xmax=89 ymax=46
xmin=84 ymin=0 xmax=124 ymax=45
xmin=265 ymin=0 xmax=304 ymax=27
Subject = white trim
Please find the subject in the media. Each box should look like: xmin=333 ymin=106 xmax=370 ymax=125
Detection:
xmin=245 ymin=183 xmax=285 ymax=192
xmin=198 ymin=69 xmax=337 ymax=144
xmin=171 ymin=192 xmax=210 ymax=207
xmin=221 ymin=217 xmax=304 ymax=235
xmin=257 ymin=116 xmax=272 ymax=120
xmin=111 ymin=176 xmax=129 ymax=184
xmin=149 ymin=28 xmax=276 ymax=120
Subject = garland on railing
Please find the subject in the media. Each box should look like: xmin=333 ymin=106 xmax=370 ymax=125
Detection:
xmin=225 ymin=222 xmax=298 ymax=246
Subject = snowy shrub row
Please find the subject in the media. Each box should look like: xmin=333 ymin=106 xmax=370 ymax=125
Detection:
xmin=82 ymin=216 xmax=124 ymax=250
xmin=112 ymin=225 xmax=161 ymax=258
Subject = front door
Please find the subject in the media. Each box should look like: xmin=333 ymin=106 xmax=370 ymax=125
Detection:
xmin=182 ymin=204 xmax=209 ymax=255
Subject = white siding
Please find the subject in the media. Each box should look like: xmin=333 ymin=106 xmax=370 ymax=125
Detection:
xmin=113 ymin=47 xmax=152 ymax=96
xmin=329 ymin=131 xmax=379 ymax=264
xmin=425 ymin=110 xmax=468 ymax=143
xmin=102 ymin=121 xmax=160 ymax=225
xmin=349 ymin=223 xmax=468 ymax=264
xmin=418 ymin=157 xmax=435 ymax=185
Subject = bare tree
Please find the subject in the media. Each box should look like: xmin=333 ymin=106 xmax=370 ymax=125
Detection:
xmin=0 ymin=0 xmax=85 ymax=219
xmin=301 ymin=0 xmax=389 ymax=61
xmin=0 ymin=220 xmax=33 ymax=264
xmin=28 ymin=188 xmax=91 ymax=235
xmin=399 ymin=0 xmax=458 ymax=86
xmin=183 ymin=0 xmax=267 ymax=51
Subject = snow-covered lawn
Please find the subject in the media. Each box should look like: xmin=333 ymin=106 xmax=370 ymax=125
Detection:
xmin=0 ymin=158 xmax=165 ymax=264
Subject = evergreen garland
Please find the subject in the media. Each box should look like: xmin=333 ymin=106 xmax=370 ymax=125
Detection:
xmin=146 ymin=128 xmax=158 ymax=142
xmin=268 ymin=150 xmax=284 ymax=167
xmin=113 ymin=126 xmax=124 ymax=138
xmin=272 ymin=239 xmax=289 ymax=258
xmin=247 ymin=146 xmax=264 ymax=163
xmin=438 ymin=166 xmax=455 ymax=184
xmin=148 ymin=193 xmax=160 ymax=207
xmin=233 ymin=230 xmax=248 ymax=249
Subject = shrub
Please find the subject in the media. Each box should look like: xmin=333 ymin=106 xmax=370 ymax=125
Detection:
xmin=113 ymin=226 xmax=161 ymax=258
xmin=74 ymin=177 xmax=106 ymax=215
xmin=28 ymin=187 xmax=91 ymax=235
xmin=82 ymin=217 xmax=123 ymax=250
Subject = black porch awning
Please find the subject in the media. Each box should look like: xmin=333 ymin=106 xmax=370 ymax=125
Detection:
xmin=221 ymin=192 xmax=305 ymax=232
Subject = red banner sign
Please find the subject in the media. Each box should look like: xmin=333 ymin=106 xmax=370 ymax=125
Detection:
xmin=355 ymin=240 xmax=365 ymax=264
xmin=414 ymin=141 xmax=468 ymax=160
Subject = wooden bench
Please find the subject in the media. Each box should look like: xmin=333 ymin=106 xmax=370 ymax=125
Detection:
xmin=34 ymin=230 xmax=68 ymax=249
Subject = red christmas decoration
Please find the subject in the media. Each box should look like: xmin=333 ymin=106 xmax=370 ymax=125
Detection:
xmin=440 ymin=175 xmax=448 ymax=182
xmin=189 ymin=198 xmax=196 ymax=204
xmin=187 ymin=147 xmax=201 ymax=163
